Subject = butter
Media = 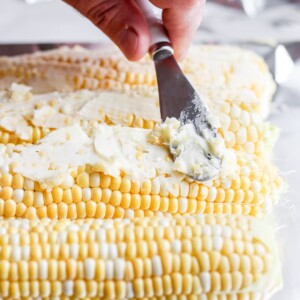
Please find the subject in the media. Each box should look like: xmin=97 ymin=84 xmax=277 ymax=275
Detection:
xmin=78 ymin=92 xmax=160 ymax=124
xmin=0 ymin=84 xmax=240 ymax=188
xmin=1 ymin=122 xmax=236 ymax=189
xmin=150 ymin=118 xmax=225 ymax=181
xmin=93 ymin=125 xmax=173 ymax=180
xmin=2 ymin=124 xmax=173 ymax=188
xmin=0 ymin=84 xmax=160 ymax=141
xmin=0 ymin=84 xmax=35 ymax=140
xmin=11 ymin=125 xmax=100 ymax=187
xmin=8 ymin=83 xmax=33 ymax=102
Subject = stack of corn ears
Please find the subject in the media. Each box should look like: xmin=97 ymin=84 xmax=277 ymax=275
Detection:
xmin=0 ymin=45 xmax=284 ymax=299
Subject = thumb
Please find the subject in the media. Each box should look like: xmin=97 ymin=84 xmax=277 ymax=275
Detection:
xmin=64 ymin=0 xmax=150 ymax=61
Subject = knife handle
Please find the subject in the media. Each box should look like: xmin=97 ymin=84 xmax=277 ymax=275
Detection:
xmin=135 ymin=0 xmax=174 ymax=59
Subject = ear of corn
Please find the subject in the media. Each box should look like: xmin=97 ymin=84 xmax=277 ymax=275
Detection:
xmin=0 ymin=215 xmax=281 ymax=299
xmin=0 ymin=147 xmax=282 ymax=220
xmin=0 ymin=46 xmax=277 ymax=158
xmin=0 ymin=81 xmax=277 ymax=158
xmin=0 ymin=45 xmax=283 ymax=220
xmin=0 ymin=45 xmax=275 ymax=104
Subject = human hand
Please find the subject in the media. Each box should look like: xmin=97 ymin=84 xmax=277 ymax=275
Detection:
xmin=64 ymin=0 xmax=205 ymax=61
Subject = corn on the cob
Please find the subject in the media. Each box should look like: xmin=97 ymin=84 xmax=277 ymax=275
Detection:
xmin=0 ymin=46 xmax=275 ymax=105
xmin=0 ymin=46 xmax=145 ymax=94
xmin=0 ymin=215 xmax=281 ymax=299
xmin=0 ymin=46 xmax=277 ymax=156
xmin=0 ymin=83 xmax=159 ymax=144
xmin=0 ymin=80 xmax=277 ymax=160
xmin=0 ymin=122 xmax=282 ymax=220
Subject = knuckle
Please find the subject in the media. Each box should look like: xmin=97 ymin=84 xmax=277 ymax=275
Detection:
xmin=79 ymin=0 xmax=121 ymax=29
xmin=182 ymin=0 xmax=204 ymax=8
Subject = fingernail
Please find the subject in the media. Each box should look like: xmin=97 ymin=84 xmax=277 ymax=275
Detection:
xmin=176 ymin=47 xmax=189 ymax=61
xmin=117 ymin=27 xmax=139 ymax=60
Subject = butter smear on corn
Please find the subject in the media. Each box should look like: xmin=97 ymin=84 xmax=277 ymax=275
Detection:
xmin=1 ymin=122 xmax=233 ymax=189
xmin=150 ymin=118 xmax=225 ymax=181
xmin=0 ymin=83 xmax=160 ymax=141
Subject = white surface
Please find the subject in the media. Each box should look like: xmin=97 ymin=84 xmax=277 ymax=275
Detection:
xmin=200 ymin=2 xmax=300 ymax=43
xmin=0 ymin=0 xmax=107 ymax=43
xmin=269 ymin=63 xmax=300 ymax=300
xmin=0 ymin=1 xmax=299 ymax=299
xmin=0 ymin=0 xmax=300 ymax=43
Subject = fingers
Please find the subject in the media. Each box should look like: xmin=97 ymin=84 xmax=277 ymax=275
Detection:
xmin=150 ymin=0 xmax=203 ymax=9
xmin=64 ymin=0 xmax=150 ymax=61
xmin=150 ymin=0 xmax=206 ymax=60
xmin=64 ymin=0 xmax=205 ymax=61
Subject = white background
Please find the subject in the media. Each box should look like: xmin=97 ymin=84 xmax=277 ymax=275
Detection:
xmin=0 ymin=0 xmax=300 ymax=43
xmin=0 ymin=1 xmax=300 ymax=299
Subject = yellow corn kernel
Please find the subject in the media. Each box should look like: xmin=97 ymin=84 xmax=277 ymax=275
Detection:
xmin=3 ymin=199 xmax=16 ymax=217
xmin=12 ymin=174 xmax=24 ymax=189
